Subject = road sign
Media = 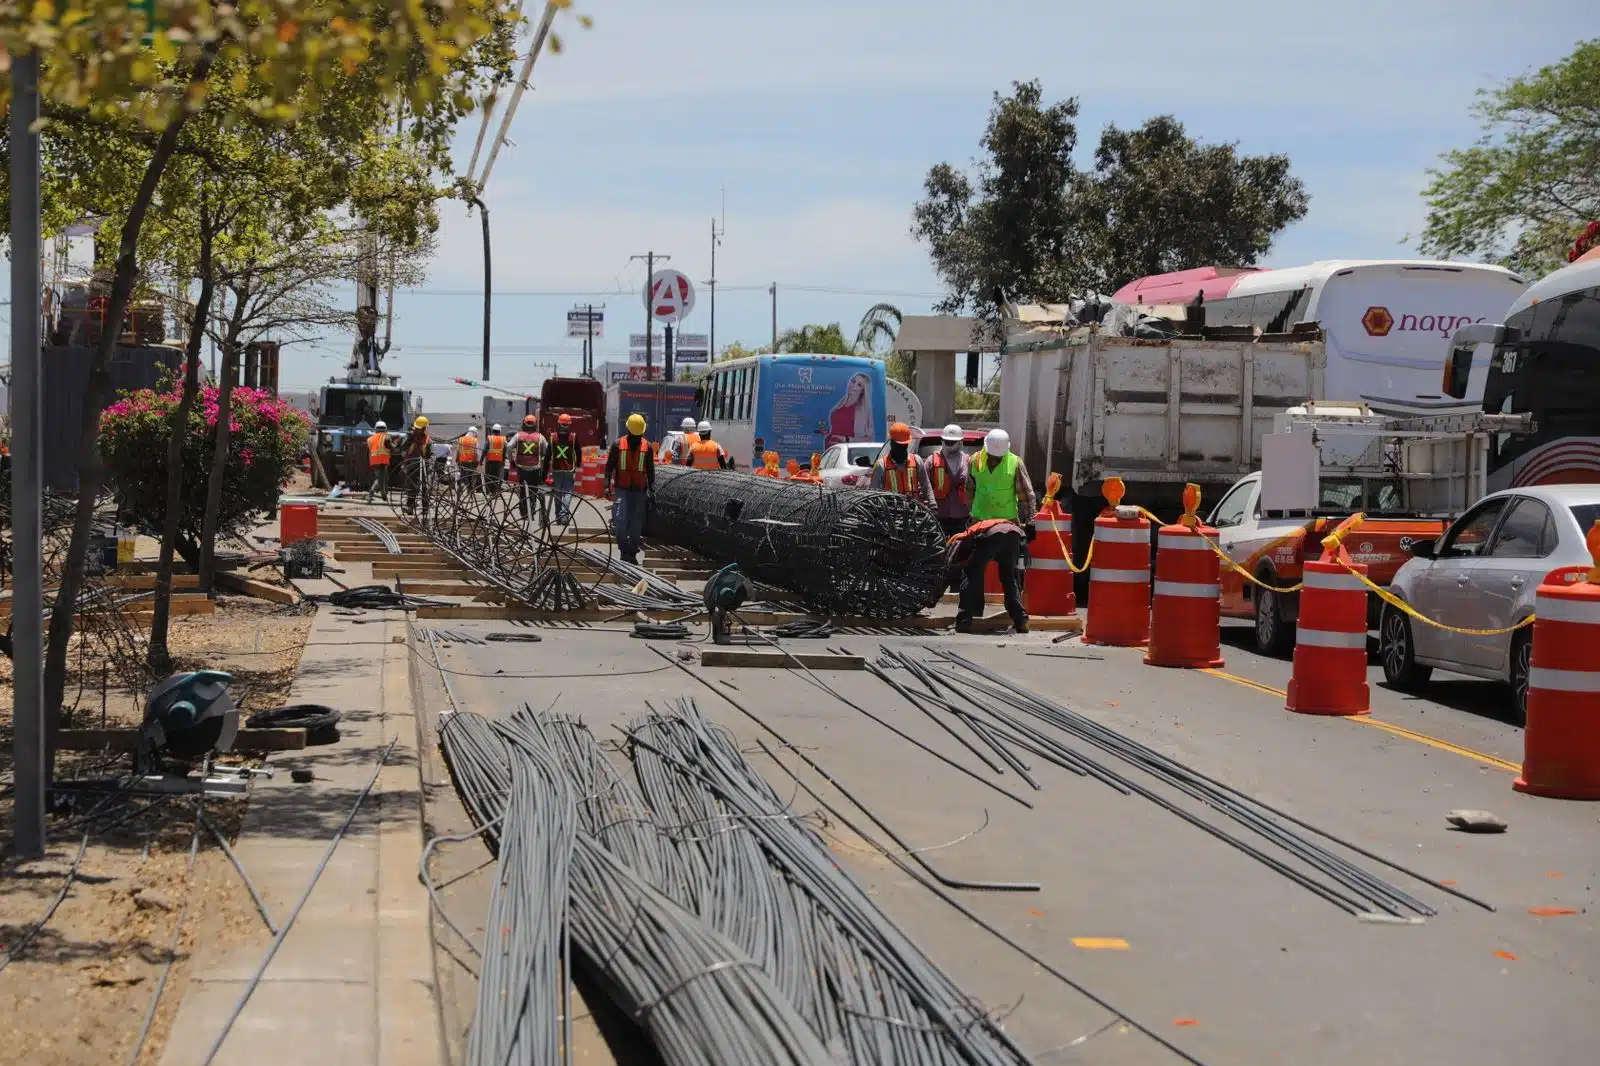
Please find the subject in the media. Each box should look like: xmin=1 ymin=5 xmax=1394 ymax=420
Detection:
xmin=644 ymin=269 xmax=695 ymax=322
xmin=568 ymin=309 xmax=604 ymax=337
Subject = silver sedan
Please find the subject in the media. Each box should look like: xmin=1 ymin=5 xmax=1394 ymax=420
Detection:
xmin=1379 ymin=484 xmax=1600 ymax=724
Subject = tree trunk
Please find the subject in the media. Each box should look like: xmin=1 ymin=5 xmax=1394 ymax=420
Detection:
xmin=148 ymin=233 xmax=214 ymax=667
xmin=199 ymin=339 xmax=238 ymax=596
xmin=43 ymin=45 xmax=218 ymax=725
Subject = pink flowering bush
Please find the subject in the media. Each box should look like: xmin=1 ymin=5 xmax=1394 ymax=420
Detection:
xmin=100 ymin=382 xmax=312 ymax=562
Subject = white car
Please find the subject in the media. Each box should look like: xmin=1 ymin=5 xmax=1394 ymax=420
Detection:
xmin=815 ymin=443 xmax=885 ymax=489
xmin=1379 ymin=484 xmax=1600 ymax=723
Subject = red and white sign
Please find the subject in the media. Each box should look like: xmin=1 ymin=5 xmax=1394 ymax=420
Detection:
xmin=644 ymin=269 xmax=695 ymax=322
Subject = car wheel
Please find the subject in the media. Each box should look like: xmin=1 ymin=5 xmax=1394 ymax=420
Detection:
xmin=1379 ymin=605 xmax=1432 ymax=692
xmin=1254 ymin=582 xmax=1295 ymax=657
xmin=1509 ymin=628 xmax=1532 ymax=727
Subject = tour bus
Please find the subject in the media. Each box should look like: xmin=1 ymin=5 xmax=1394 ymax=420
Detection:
xmin=1112 ymin=259 xmax=1528 ymax=416
xmin=695 ymin=354 xmax=888 ymax=469
xmin=1442 ymin=249 xmax=1600 ymax=489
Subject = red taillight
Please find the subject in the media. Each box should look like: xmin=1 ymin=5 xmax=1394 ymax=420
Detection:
xmin=841 ymin=474 xmax=860 ymax=486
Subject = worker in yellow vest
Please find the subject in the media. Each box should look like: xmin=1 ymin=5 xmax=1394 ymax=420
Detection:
xmin=365 ymin=420 xmax=391 ymax=502
xmin=869 ymin=422 xmax=934 ymax=503
xmin=954 ymin=428 xmax=1037 ymax=634
xmin=484 ymin=423 xmax=507 ymax=495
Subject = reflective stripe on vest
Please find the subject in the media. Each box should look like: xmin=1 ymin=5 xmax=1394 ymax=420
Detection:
xmin=512 ymin=433 xmax=544 ymax=467
xmin=880 ymin=456 xmax=920 ymax=495
xmin=485 ymin=435 xmax=506 ymax=462
xmin=615 ymin=436 xmax=651 ymax=490
xmin=550 ymin=435 xmax=576 ymax=471
xmin=368 ymin=433 xmax=389 ymax=464
xmin=458 ymin=436 xmax=479 ymax=463
xmin=969 ymin=452 xmax=1019 ymax=521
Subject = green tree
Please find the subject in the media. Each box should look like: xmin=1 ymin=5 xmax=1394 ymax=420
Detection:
xmin=1415 ymin=39 xmax=1600 ymax=277
xmin=776 ymin=322 xmax=853 ymax=354
xmin=912 ymin=80 xmax=1309 ymax=331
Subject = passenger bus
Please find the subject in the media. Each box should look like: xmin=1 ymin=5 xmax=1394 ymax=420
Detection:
xmin=1112 ymin=259 xmax=1528 ymax=416
xmin=695 ymin=354 xmax=888 ymax=469
xmin=1443 ymin=249 xmax=1600 ymax=488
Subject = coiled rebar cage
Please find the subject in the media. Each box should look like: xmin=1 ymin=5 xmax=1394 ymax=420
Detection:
xmin=643 ymin=468 xmax=947 ymax=618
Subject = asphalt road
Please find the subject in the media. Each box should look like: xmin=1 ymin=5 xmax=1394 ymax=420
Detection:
xmin=416 ymin=615 xmax=1598 ymax=1066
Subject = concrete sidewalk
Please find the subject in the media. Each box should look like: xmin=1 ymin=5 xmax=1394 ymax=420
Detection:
xmin=158 ymin=607 xmax=439 ymax=1066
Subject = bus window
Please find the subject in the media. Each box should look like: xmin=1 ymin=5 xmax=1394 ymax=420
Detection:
xmin=734 ymin=367 xmax=749 ymax=420
xmin=712 ymin=371 xmax=728 ymax=420
xmin=744 ymin=365 xmax=757 ymax=420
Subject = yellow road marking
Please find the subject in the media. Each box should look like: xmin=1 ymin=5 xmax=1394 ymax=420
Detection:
xmin=1071 ymin=937 xmax=1130 ymax=950
xmin=1198 ymin=669 xmax=1521 ymax=774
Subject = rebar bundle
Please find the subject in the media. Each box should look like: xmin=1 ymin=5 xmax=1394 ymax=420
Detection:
xmin=644 ymin=468 xmax=947 ymax=618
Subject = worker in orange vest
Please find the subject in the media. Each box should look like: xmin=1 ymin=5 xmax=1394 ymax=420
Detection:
xmin=688 ymin=420 xmax=731 ymax=470
xmin=455 ymin=425 xmax=481 ymax=491
xmin=365 ymin=420 xmax=392 ymax=502
xmin=928 ymin=423 xmax=973 ymax=536
xmin=483 ymin=423 xmax=507 ymax=495
xmin=510 ymin=414 xmax=547 ymax=523
xmin=543 ymin=413 xmax=579 ymax=522
xmin=869 ymin=422 xmax=934 ymax=504
xmin=754 ymin=450 xmax=782 ymax=477
xmin=604 ymin=413 xmax=655 ymax=564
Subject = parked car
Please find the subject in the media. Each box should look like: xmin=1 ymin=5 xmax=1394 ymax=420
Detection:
xmin=1379 ymin=484 xmax=1600 ymax=724
xmin=815 ymin=442 xmax=884 ymax=488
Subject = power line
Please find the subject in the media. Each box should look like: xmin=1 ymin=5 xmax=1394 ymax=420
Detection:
xmin=395 ymin=283 xmax=944 ymax=299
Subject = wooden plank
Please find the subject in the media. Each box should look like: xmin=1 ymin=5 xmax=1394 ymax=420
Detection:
xmin=58 ymin=727 xmax=307 ymax=752
xmin=106 ymin=574 xmax=201 ymax=591
xmin=0 ymin=594 xmax=214 ymax=617
xmin=699 ymin=650 xmax=866 ymax=670
xmin=967 ymin=613 xmax=1081 ymax=634
xmin=215 ymin=571 xmax=301 ymax=605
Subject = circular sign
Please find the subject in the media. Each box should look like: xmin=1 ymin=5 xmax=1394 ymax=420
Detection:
xmin=644 ymin=268 xmax=695 ymax=322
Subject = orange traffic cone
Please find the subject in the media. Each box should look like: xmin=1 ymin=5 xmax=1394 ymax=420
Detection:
xmin=1286 ymin=515 xmax=1370 ymax=716
xmin=1083 ymin=477 xmax=1150 ymax=647
xmin=1146 ymin=484 xmax=1222 ymax=669
xmin=1515 ymin=530 xmax=1600 ymax=799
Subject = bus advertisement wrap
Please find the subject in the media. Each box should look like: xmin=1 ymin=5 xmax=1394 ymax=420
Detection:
xmin=757 ymin=357 xmax=887 ymax=466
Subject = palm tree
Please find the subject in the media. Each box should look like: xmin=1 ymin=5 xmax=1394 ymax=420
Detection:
xmin=776 ymin=322 xmax=852 ymax=354
xmin=855 ymin=302 xmax=901 ymax=354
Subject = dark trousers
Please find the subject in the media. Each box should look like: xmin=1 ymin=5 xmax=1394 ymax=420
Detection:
xmin=939 ymin=515 xmax=970 ymax=538
xmin=515 ymin=474 xmax=546 ymax=523
xmin=612 ymin=487 xmax=649 ymax=562
xmin=484 ymin=460 xmax=503 ymax=495
xmin=958 ymin=530 xmax=1026 ymax=627
xmin=368 ymin=463 xmax=389 ymax=500
xmin=403 ymin=461 xmax=431 ymax=515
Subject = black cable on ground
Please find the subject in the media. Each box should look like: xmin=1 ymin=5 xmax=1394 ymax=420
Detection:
xmin=245 ymin=704 xmax=343 ymax=745
xmin=632 ymin=621 xmax=692 ymax=640
xmin=125 ymin=803 xmax=205 ymax=1066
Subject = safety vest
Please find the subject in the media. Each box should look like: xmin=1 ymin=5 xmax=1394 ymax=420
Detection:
xmin=404 ymin=431 xmax=430 ymax=459
xmin=511 ymin=432 xmax=544 ymax=469
xmin=929 ymin=451 xmax=967 ymax=503
xmin=879 ymin=455 xmax=921 ymax=496
xmin=549 ymin=433 xmax=577 ymax=471
xmin=689 ymin=439 xmax=724 ymax=470
xmin=485 ymin=434 xmax=506 ymax=462
xmin=367 ymin=432 xmax=390 ymax=466
xmin=969 ymin=451 xmax=1019 ymax=522
xmin=457 ymin=435 xmax=479 ymax=464
xmin=614 ymin=436 xmax=651 ymax=491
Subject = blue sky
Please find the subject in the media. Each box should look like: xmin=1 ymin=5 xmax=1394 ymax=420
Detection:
xmin=9 ymin=1 xmax=1596 ymax=412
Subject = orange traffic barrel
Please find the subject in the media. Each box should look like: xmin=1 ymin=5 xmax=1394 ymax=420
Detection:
xmin=1514 ymin=565 xmax=1600 ymax=799
xmin=1145 ymin=521 xmax=1223 ymax=668
xmin=1083 ymin=509 xmax=1150 ymax=646
xmin=1285 ymin=560 xmax=1370 ymax=715
xmin=1025 ymin=499 xmax=1076 ymax=617
xmin=579 ymin=455 xmax=601 ymax=497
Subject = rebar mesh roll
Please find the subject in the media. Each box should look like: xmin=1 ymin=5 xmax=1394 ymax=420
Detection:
xmin=643 ymin=468 xmax=947 ymax=618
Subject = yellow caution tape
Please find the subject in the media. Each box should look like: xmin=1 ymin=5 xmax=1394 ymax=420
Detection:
xmin=1332 ymin=558 xmax=1535 ymax=636
xmin=1131 ymin=506 xmax=1303 ymax=595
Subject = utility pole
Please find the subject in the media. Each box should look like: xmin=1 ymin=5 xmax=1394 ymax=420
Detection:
xmin=769 ymin=282 xmax=778 ymax=351
xmin=10 ymin=52 xmax=45 ymax=857
xmin=664 ymin=323 xmax=675 ymax=383
xmin=630 ymin=251 xmax=669 ymax=374
xmin=708 ymin=196 xmax=724 ymax=361
xmin=585 ymin=303 xmax=595 ymax=377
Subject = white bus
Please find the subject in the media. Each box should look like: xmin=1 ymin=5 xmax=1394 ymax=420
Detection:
xmin=695 ymin=354 xmax=888 ymax=469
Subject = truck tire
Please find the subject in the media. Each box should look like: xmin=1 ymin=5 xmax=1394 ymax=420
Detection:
xmin=1253 ymin=576 xmax=1295 ymax=657
xmin=1379 ymin=604 xmax=1432 ymax=693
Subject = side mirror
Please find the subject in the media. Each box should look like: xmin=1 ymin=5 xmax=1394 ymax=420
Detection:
xmin=1442 ymin=322 xmax=1517 ymax=399
xmin=1408 ymin=538 xmax=1437 ymax=560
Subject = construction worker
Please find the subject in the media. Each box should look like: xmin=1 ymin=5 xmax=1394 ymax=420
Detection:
xmin=403 ymin=416 xmax=431 ymax=515
xmin=929 ymin=423 xmax=973 ymax=536
xmin=665 ymin=416 xmax=698 ymax=464
xmin=510 ymin=415 xmax=547 ymax=523
xmin=754 ymin=450 xmax=782 ymax=477
xmin=689 ymin=420 xmax=731 ymax=470
xmin=455 ymin=425 xmax=481 ymax=490
xmin=484 ymin=423 xmax=507 ymax=494
xmin=604 ymin=413 xmax=655 ymax=565
xmin=869 ymin=422 xmax=934 ymax=504
xmin=543 ymin=413 xmax=580 ymax=523
xmin=365 ymin=420 xmax=391 ymax=502
xmin=955 ymin=428 xmax=1037 ymax=634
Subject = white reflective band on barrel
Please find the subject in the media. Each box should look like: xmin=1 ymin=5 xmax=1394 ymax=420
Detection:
xmin=1157 ymin=534 xmax=1212 ymax=551
xmin=1528 ymin=667 xmax=1600 ymax=693
xmin=1030 ymin=558 xmax=1071 ymax=571
xmin=1294 ymin=627 xmax=1368 ymax=649
xmin=1302 ymin=570 xmax=1368 ymax=592
xmin=1532 ymin=598 xmax=1600 ymax=625
xmin=1091 ymin=568 xmax=1150 ymax=584
xmin=1094 ymin=526 xmax=1149 ymax=544
xmin=1153 ymin=581 xmax=1219 ymax=599
xmin=1036 ymin=519 xmax=1071 ymax=532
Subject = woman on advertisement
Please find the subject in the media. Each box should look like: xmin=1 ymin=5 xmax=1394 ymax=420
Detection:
xmin=824 ymin=372 xmax=875 ymax=447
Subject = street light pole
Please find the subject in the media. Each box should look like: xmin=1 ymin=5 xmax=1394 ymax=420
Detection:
xmin=10 ymin=52 xmax=46 ymax=857
xmin=708 ymin=212 xmax=723 ymax=361
xmin=469 ymin=196 xmax=491 ymax=380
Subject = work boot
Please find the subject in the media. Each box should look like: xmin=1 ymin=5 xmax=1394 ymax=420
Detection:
xmin=1012 ymin=616 xmax=1030 ymax=635
xmin=954 ymin=612 xmax=973 ymax=634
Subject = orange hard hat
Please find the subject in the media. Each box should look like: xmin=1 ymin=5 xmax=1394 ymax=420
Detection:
xmin=557 ymin=413 xmax=572 ymax=427
xmin=888 ymin=422 xmax=912 ymax=443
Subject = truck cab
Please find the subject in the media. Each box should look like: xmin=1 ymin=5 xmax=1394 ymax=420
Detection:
xmin=313 ymin=382 xmax=411 ymax=486
xmin=540 ymin=377 xmax=607 ymax=450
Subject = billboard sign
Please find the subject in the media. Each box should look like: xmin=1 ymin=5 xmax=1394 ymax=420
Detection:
xmin=567 ymin=308 xmax=604 ymax=337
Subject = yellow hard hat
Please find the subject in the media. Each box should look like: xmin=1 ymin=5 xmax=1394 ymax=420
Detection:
xmin=414 ymin=416 xmax=429 ymax=429
xmin=626 ymin=413 xmax=646 ymax=435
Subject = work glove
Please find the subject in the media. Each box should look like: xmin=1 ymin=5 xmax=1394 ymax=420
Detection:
xmin=1025 ymin=522 xmax=1038 ymax=543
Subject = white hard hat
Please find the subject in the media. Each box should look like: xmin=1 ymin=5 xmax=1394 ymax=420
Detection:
xmin=697 ymin=420 xmax=711 ymax=434
xmin=681 ymin=417 xmax=696 ymax=430
xmin=984 ymin=428 xmax=1010 ymax=457
xmin=941 ymin=423 xmax=962 ymax=443
xmin=374 ymin=420 xmax=386 ymax=430
xmin=491 ymin=423 xmax=502 ymax=433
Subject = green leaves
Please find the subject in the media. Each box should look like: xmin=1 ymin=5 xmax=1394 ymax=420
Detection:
xmin=1417 ymin=39 xmax=1600 ymax=278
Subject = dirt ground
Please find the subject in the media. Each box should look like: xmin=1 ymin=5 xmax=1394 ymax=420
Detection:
xmin=0 ymin=596 xmax=315 ymax=1066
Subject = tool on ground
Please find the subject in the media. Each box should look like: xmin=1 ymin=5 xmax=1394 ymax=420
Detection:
xmin=702 ymin=563 xmax=752 ymax=645
xmin=132 ymin=671 xmax=267 ymax=795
